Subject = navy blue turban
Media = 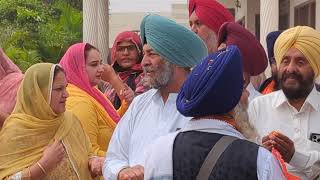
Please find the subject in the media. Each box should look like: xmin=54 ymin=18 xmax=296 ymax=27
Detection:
xmin=266 ymin=31 xmax=282 ymax=65
xmin=177 ymin=45 xmax=243 ymax=117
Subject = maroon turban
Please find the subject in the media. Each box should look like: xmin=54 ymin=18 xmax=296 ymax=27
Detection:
xmin=218 ymin=22 xmax=268 ymax=76
xmin=188 ymin=0 xmax=234 ymax=34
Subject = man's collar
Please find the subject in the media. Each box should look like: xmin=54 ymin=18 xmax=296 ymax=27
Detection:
xmin=304 ymin=86 xmax=320 ymax=111
xmin=273 ymin=86 xmax=320 ymax=112
xmin=152 ymin=89 xmax=178 ymax=103
xmin=181 ymin=119 xmax=245 ymax=139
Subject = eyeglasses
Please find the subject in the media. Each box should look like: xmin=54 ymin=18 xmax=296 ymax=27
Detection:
xmin=116 ymin=45 xmax=137 ymax=53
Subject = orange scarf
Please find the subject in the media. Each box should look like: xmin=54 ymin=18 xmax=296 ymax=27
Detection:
xmin=262 ymin=80 xmax=276 ymax=95
xmin=272 ymin=148 xmax=301 ymax=180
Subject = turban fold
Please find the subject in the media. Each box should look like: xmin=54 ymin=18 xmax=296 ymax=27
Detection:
xmin=266 ymin=31 xmax=282 ymax=64
xmin=177 ymin=45 xmax=243 ymax=117
xmin=188 ymin=0 xmax=234 ymax=34
xmin=218 ymin=22 xmax=268 ymax=76
xmin=274 ymin=26 xmax=320 ymax=77
xmin=111 ymin=31 xmax=142 ymax=64
xmin=140 ymin=14 xmax=208 ymax=67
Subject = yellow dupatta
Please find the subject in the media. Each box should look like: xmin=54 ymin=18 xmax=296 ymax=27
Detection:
xmin=66 ymin=84 xmax=117 ymax=129
xmin=0 ymin=63 xmax=92 ymax=179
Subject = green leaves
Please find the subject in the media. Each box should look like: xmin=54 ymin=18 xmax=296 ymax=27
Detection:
xmin=0 ymin=0 xmax=82 ymax=72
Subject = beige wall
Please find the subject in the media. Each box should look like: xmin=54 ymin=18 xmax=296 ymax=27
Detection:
xmin=109 ymin=12 xmax=171 ymax=47
xmin=218 ymin=0 xmax=237 ymax=9
xmin=109 ymin=2 xmax=191 ymax=47
xmin=317 ymin=0 xmax=320 ymax=30
xmin=246 ymin=0 xmax=260 ymax=34
xmin=289 ymin=0 xmax=320 ymax=30
xmin=234 ymin=0 xmax=246 ymax=21
xmin=171 ymin=3 xmax=189 ymax=28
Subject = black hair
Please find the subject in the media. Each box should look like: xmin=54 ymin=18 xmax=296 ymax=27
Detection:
xmin=53 ymin=65 xmax=65 ymax=80
xmin=84 ymin=43 xmax=99 ymax=60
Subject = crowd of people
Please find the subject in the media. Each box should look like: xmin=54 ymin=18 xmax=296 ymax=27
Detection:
xmin=0 ymin=0 xmax=319 ymax=179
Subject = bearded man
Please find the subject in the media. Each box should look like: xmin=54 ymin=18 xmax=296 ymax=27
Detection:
xmin=249 ymin=26 xmax=320 ymax=179
xmin=103 ymin=14 xmax=207 ymax=180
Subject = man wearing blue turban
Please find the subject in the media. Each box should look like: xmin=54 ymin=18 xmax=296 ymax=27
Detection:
xmin=259 ymin=31 xmax=282 ymax=95
xmin=103 ymin=14 xmax=207 ymax=180
xmin=143 ymin=45 xmax=285 ymax=180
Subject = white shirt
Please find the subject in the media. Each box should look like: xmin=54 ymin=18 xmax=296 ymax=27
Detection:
xmin=144 ymin=119 xmax=285 ymax=180
xmin=247 ymin=82 xmax=262 ymax=102
xmin=103 ymin=89 xmax=191 ymax=180
xmin=248 ymin=87 xmax=320 ymax=179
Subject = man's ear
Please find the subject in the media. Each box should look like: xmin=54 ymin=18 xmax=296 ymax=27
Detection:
xmin=217 ymin=43 xmax=227 ymax=50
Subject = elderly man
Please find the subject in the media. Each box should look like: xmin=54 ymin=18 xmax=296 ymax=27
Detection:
xmin=144 ymin=45 xmax=285 ymax=180
xmin=249 ymin=26 xmax=320 ymax=179
xmin=188 ymin=0 xmax=234 ymax=54
xmin=217 ymin=22 xmax=268 ymax=103
xmin=103 ymin=14 xmax=207 ymax=180
xmin=259 ymin=31 xmax=282 ymax=94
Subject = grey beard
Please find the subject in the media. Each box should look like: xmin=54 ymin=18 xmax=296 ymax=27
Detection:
xmin=234 ymin=102 xmax=260 ymax=143
xmin=142 ymin=61 xmax=174 ymax=89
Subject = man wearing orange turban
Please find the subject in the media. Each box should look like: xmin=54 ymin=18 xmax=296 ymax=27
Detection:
xmin=249 ymin=26 xmax=320 ymax=179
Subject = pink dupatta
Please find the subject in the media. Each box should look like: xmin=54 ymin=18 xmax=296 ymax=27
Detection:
xmin=0 ymin=49 xmax=23 ymax=114
xmin=59 ymin=43 xmax=120 ymax=122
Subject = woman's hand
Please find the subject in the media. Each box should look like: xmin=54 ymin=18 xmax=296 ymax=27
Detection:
xmin=101 ymin=64 xmax=117 ymax=83
xmin=89 ymin=157 xmax=105 ymax=177
xmin=38 ymin=139 xmax=65 ymax=172
xmin=119 ymin=84 xmax=135 ymax=104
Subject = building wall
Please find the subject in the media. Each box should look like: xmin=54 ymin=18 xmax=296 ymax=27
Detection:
xmin=246 ymin=0 xmax=260 ymax=35
xmin=234 ymin=0 xmax=247 ymax=21
xmin=171 ymin=3 xmax=189 ymax=28
xmin=289 ymin=0 xmax=320 ymax=30
xmin=317 ymin=0 xmax=320 ymax=30
xmin=109 ymin=12 xmax=171 ymax=47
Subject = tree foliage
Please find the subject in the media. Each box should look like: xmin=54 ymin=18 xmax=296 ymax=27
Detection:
xmin=0 ymin=0 xmax=82 ymax=71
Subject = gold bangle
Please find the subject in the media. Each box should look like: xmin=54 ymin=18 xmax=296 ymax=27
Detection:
xmin=36 ymin=162 xmax=47 ymax=175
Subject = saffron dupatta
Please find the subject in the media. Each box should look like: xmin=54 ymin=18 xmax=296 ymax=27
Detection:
xmin=0 ymin=63 xmax=92 ymax=179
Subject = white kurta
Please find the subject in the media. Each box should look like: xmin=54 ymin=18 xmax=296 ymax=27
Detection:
xmin=247 ymin=82 xmax=262 ymax=102
xmin=248 ymin=87 xmax=320 ymax=179
xmin=103 ymin=89 xmax=191 ymax=180
xmin=144 ymin=119 xmax=285 ymax=180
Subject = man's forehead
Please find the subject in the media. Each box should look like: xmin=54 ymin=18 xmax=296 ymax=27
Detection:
xmin=189 ymin=11 xmax=199 ymax=22
xmin=143 ymin=44 xmax=154 ymax=51
xmin=285 ymin=47 xmax=306 ymax=58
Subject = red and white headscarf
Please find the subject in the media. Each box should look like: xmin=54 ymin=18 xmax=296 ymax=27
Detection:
xmin=111 ymin=31 xmax=142 ymax=65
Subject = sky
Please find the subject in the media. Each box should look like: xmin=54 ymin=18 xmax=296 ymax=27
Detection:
xmin=110 ymin=0 xmax=187 ymax=13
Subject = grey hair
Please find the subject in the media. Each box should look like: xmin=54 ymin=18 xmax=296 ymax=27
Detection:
xmin=234 ymin=102 xmax=260 ymax=143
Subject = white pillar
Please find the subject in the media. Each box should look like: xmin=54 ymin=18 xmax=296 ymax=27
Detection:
xmin=83 ymin=0 xmax=109 ymax=63
xmin=316 ymin=0 xmax=320 ymax=30
xmin=260 ymin=0 xmax=279 ymax=77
